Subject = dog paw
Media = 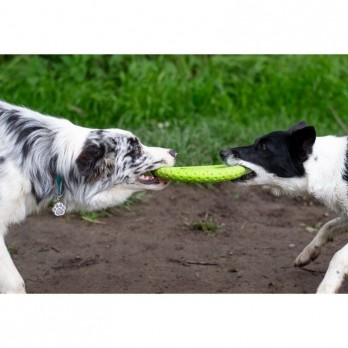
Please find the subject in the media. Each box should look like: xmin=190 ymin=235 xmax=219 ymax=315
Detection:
xmin=14 ymin=282 xmax=26 ymax=294
xmin=0 ymin=280 xmax=26 ymax=294
xmin=294 ymin=245 xmax=321 ymax=267
xmin=316 ymin=282 xmax=339 ymax=294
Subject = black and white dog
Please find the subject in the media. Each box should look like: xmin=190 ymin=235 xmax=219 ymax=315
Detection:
xmin=220 ymin=121 xmax=348 ymax=293
xmin=0 ymin=101 xmax=176 ymax=293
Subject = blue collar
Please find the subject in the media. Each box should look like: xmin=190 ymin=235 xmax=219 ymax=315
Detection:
xmin=56 ymin=174 xmax=64 ymax=197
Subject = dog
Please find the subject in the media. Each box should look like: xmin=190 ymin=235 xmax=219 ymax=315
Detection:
xmin=0 ymin=101 xmax=176 ymax=293
xmin=220 ymin=121 xmax=348 ymax=293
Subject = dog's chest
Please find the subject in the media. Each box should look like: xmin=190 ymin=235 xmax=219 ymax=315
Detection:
xmin=307 ymin=165 xmax=348 ymax=215
xmin=312 ymin=186 xmax=348 ymax=215
xmin=305 ymin=136 xmax=348 ymax=215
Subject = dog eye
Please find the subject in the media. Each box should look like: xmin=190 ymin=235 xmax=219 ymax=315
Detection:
xmin=133 ymin=143 xmax=142 ymax=156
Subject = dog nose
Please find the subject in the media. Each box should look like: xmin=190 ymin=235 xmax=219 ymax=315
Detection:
xmin=220 ymin=149 xmax=231 ymax=160
xmin=169 ymin=149 xmax=177 ymax=158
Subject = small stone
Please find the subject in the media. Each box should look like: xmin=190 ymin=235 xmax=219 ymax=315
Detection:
xmin=228 ymin=268 xmax=238 ymax=273
xmin=305 ymin=226 xmax=318 ymax=233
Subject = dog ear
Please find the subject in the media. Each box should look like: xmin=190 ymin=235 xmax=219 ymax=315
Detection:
xmin=289 ymin=125 xmax=316 ymax=160
xmin=288 ymin=120 xmax=308 ymax=133
xmin=76 ymin=142 xmax=115 ymax=183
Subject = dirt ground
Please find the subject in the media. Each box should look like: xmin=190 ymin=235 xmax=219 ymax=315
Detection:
xmin=7 ymin=183 xmax=348 ymax=294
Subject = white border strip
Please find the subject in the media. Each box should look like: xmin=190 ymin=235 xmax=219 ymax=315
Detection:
xmin=1 ymin=0 xmax=348 ymax=53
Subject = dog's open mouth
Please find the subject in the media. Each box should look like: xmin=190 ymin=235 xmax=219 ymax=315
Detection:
xmin=138 ymin=171 xmax=168 ymax=185
xmin=236 ymin=168 xmax=257 ymax=181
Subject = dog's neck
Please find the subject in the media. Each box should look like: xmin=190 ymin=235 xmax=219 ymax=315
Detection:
xmin=259 ymin=136 xmax=348 ymax=215
xmin=303 ymin=136 xmax=348 ymax=214
xmin=261 ymin=176 xmax=308 ymax=197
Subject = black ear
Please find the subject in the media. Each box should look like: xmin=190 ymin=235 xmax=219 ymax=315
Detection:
xmin=288 ymin=120 xmax=307 ymax=133
xmin=289 ymin=125 xmax=316 ymax=161
xmin=76 ymin=142 xmax=115 ymax=183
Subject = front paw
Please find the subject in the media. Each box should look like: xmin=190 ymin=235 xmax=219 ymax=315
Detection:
xmin=294 ymin=245 xmax=321 ymax=267
xmin=1 ymin=280 xmax=26 ymax=294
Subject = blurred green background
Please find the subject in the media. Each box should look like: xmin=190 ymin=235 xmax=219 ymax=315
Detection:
xmin=0 ymin=55 xmax=347 ymax=165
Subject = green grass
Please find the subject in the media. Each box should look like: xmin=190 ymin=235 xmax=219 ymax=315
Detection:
xmin=186 ymin=215 xmax=220 ymax=236
xmin=0 ymin=55 xmax=347 ymax=165
xmin=7 ymin=246 xmax=18 ymax=256
xmin=79 ymin=210 xmax=108 ymax=223
xmin=231 ymin=194 xmax=241 ymax=201
xmin=78 ymin=192 xmax=147 ymax=222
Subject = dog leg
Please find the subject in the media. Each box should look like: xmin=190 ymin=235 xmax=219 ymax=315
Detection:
xmin=294 ymin=217 xmax=348 ymax=267
xmin=0 ymin=229 xmax=26 ymax=294
xmin=317 ymin=243 xmax=348 ymax=293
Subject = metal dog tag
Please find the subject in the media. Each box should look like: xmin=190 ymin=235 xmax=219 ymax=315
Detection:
xmin=53 ymin=174 xmax=66 ymax=216
xmin=52 ymin=201 xmax=66 ymax=216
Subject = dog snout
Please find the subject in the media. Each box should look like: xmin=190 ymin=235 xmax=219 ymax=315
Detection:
xmin=230 ymin=150 xmax=239 ymax=158
xmin=169 ymin=149 xmax=177 ymax=158
xmin=220 ymin=148 xmax=240 ymax=162
xmin=220 ymin=149 xmax=232 ymax=160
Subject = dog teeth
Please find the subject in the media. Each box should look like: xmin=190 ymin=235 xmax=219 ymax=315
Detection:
xmin=139 ymin=174 xmax=154 ymax=181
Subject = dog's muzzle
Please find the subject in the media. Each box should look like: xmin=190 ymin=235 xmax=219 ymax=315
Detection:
xmin=220 ymin=149 xmax=230 ymax=161
xmin=220 ymin=149 xmax=239 ymax=162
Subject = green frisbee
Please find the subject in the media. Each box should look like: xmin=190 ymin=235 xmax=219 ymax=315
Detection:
xmin=154 ymin=165 xmax=251 ymax=183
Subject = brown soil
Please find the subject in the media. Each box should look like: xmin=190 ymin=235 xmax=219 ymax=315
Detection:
xmin=7 ymin=183 xmax=348 ymax=293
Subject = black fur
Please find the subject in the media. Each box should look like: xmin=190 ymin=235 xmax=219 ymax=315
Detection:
xmin=124 ymin=137 xmax=142 ymax=160
xmin=0 ymin=107 xmax=60 ymax=202
xmin=0 ymin=103 xmax=173 ymax=209
xmin=76 ymin=138 xmax=115 ymax=183
xmin=220 ymin=121 xmax=316 ymax=178
xmin=343 ymin=138 xmax=348 ymax=182
xmin=0 ymin=101 xmax=176 ymax=293
xmin=75 ymin=130 xmax=144 ymax=184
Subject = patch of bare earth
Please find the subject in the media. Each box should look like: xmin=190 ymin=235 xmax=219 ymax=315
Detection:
xmin=7 ymin=183 xmax=348 ymax=293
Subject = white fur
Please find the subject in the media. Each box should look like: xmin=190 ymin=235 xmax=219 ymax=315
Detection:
xmin=227 ymin=135 xmax=348 ymax=293
xmin=0 ymin=101 xmax=176 ymax=293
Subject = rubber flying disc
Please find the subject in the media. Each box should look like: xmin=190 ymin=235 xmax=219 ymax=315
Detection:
xmin=154 ymin=165 xmax=251 ymax=183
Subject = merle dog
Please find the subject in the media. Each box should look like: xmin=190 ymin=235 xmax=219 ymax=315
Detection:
xmin=0 ymin=101 xmax=176 ymax=293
